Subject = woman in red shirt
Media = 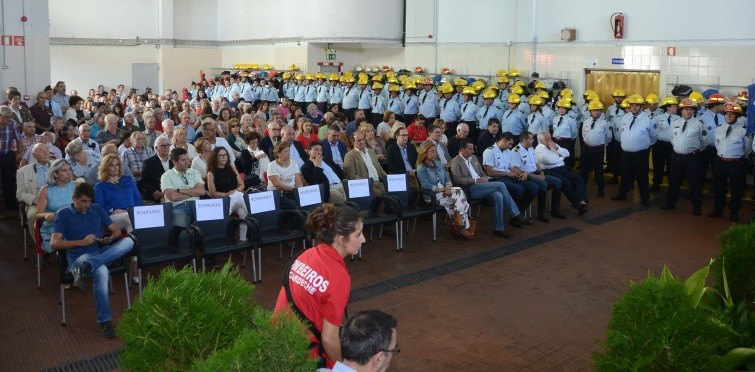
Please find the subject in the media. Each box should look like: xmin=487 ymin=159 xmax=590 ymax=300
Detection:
xmin=406 ymin=114 xmax=428 ymax=144
xmin=274 ymin=203 xmax=365 ymax=368
xmin=295 ymin=119 xmax=320 ymax=149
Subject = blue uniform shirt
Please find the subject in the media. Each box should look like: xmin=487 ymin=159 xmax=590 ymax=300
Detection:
xmin=551 ymin=115 xmax=578 ymax=139
xmin=418 ymin=90 xmax=439 ymax=118
xmin=476 ymin=104 xmax=500 ymax=130
xmin=439 ymin=98 xmax=461 ymax=123
xmin=459 ymin=101 xmax=478 ymax=122
xmin=699 ymin=110 xmax=725 ymax=147
xmin=619 ymin=112 xmax=657 ymax=152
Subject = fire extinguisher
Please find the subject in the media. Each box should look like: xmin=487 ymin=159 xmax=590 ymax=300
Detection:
xmin=611 ymin=12 xmax=625 ymax=39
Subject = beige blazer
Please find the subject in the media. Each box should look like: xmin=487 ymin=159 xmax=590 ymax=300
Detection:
xmin=343 ymin=148 xmax=387 ymax=180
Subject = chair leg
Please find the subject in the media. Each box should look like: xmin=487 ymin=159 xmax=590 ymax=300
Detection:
xmin=23 ymin=230 xmax=28 ymax=261
xmin=378 ymin=224 xmax=384 ymax=239
xmin=123 ymin=273 xmax=131 ymax=309
xmin=432 ymin=213 xmax=437 ymax=243
xmin=412 ymin=218 xmax=418 ymax=233
xmin=191 ymin=259 xmax=197 ymax=273
xmin=257 ymin=248 xmax=262 ymax=282
xmin=476 ymin=204 xmax=482 ymax=218
xmin=37 ymin=253 xmax=41 ymax=289
xmin=60 ymin=284 xmax=66 ymax=326
xmin=241 ymin=250 xmax=247 ymax=268
xmin=201 ymin=257 xmax=206 ymax=272
xmin=278 ymin=243 xmax=283 ymax=260
xmin=138 ymin=269 xmax=143 ymax=297
xmin=250 ymin=248 xmax=257 ymax=283
xmin=109 ymin=276 xmax=114 ymax=294
xmin=395 ymin=222 xmax=400 ymax=252
xmin=369 ymin=226 xmax=374 ymax=241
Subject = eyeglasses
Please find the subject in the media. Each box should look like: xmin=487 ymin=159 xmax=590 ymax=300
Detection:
xmin=382 ymin=346 xmax=401 ymax=356
xmin=398 ymin=134 xmax=408 ymax=137
xmin=180 ymin=174 xmax=188 ymax=185
xmin=218 ymin=153 xmax=228 ymax=157
xmin=157 ymin=144 xmax=170 ymax=148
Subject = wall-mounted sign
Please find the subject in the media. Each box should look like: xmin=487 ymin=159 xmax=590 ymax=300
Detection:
xmin=611 ymin=58 xmax=624 ymax=65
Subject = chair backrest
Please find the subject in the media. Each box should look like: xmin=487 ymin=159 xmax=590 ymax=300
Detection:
xmin=342 ymin=178 xmax=375 ymax=211
xmin=245 ymin=190 xmax=282 ymax=229
xmin=128 ymin=203 xmax=175 ymax=250
xmin=293 ymin=184 xmax=326 ymax=212
xmin=382 ymin=173 xmax=411 ymax=205
xmin=189 ymin=197 xmax=231 ymax=239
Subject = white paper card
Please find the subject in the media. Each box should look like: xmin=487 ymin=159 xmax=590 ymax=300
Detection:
xmin=248 ymin=191 xmax=276 ymax=214
xmin=347 ymin=179 xmax=370 ymax=198
xmin=133 ymin=205 xmax=165 ymax=229
xmin=386 ymin=174 xmax=407 ymax=192
xmin=297 ymin=185 xmax=322 ymax=207
xmin=195 ymin=198 xmax=224 ymax=221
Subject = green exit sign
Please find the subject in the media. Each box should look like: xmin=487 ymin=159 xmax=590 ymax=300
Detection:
xmin=326 ymin=53 xmax=336 ymax=60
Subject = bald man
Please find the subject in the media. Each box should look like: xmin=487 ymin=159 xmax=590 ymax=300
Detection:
xmin=16 ymin=144 xmax=52 ymax=241
xmin=96 ymin=113 xmax=124 ymax=146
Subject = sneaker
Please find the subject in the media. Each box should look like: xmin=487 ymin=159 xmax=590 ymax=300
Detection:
xmin=72 ymin=261 xmax=92 ymax=291
xmin=99 ymin=321 xmax=117 ymax=338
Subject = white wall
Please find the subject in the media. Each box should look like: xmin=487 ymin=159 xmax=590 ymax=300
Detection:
xmin=49 ymin=0 xmax=160 ymax=39
xmin=173 ymin=0 xmax=217 ymax=40
xmin=1 ymin=0 xmax=50 ymax=100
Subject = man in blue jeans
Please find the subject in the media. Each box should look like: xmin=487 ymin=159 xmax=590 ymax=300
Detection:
xmin=450 ymin=139 xmax=525 ymax=238
xmin=51 ymin=182 xmax=134 ymax=338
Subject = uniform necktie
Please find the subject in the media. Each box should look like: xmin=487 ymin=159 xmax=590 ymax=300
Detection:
xmin=629 ymin=116 xmax=636 ymax=130
xmin=420 ymin=92 xmax=426 ymax=104
xmin=667 ymin=117 xmax=671 ymax=126
xmin=373 ymin=97 xmax=377 ymax=107
xmin=506 ymin=111 xmax=512 ymax=119
xmin=682 ymin=121 xmax=687 ymax=132
xmin=714 ymin=115 xmax=719 ymax=126
xmin=359 ymin=90 xmax=364 ymax=99
xmin=615 ymin=107 xmax=619 ymax=116
xmin=443 ymin=100 xmax=449 ymax=109
xmin=726 ymin=124 xmax=732 ymax=137
xmin=590 ymin=119 xmax=595 ymax=130
xmin=556 ymin=116 xmax=562 ymax=128
xmin=483 ymin=107 xmax=489 ymax=118
xmin=462 ymin=103 xmax=468 ymax=113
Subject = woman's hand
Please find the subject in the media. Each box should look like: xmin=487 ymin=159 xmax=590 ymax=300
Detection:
xmin=45 ymin=212 xmax=56 ymax=222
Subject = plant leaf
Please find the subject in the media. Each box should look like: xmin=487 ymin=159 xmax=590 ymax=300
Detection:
xmin=684 ymin=263 xmax=710 ymax=308
xmin=660 ymin=265 xmax=674 ymax=283
xmin=722 ymin=347 xmax=755 ymax=370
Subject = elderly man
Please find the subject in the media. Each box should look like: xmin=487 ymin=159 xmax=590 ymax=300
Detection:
xmin=196 ymin=119 xmax=236 ymax=163
xmin=20 ymin=131 xmax=61 ymax=166
xmin=447 ymin=122 xmax=470 ymax=159
xmin=343 ymin=131 xmax=387 ymax=197
xmin=321 ymin=124 xmax=348 ymax=169
xmin=450 ymin=139 xmax=525 ymax=237
xmin=52 ymin=81 xmax=71 ymax=112
xmin=510 ymin=131 xmax=565 ymax=222
xmin=141 ymin=114 xmax=162 ymax=149
xmin=160 ymin=119 xmax=175 ymax=142
xmin=51 ymin=182 xmax=134 ymax=338
xmin=535 ymin=131 xmax=591 ymax=215
xmin=75 ymin=123 xmax=100 ymax=153
xmin=0 ymin=106 xmax=21 ymax=210
xmin=301 ymin=142 xmax=347 ymax=203
xmin=177 ymin=111 xmax=197 ymax=143
xmin=16 ymin=143 xmax=51 ymax=240
xmin=121 ymin=131 xmax=155 ymax=180
xmin=17 ymin=121 xmax=39 ymax=163
xmin=86 ymin=144 xmax=133 ymax=186
xmin=261 ymin=121 xmax=282 ymax=158
xmin=138 ymin=136 xmax=173 ymax=203
xmin=280 ymin=125 xmax=307 ymax=167
xmin=96 ymin=114 xmax=124 ymax=147
xmin=333 ymin=310 xmax=399 ymax=372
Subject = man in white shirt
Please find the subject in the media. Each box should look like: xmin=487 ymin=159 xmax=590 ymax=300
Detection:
xmin=535 ymin=131 xmax=591 ymax=215
xmin=332 ymin=310 xmax=398 ymax=372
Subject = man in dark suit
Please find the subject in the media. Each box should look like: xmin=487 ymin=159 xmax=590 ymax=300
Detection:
xmin=320 ymin=124 xmax=348 ymax=170
xmin=447 ymin=122 xmax=470 ymax=159
xmin=476 ymin=118 xmax=500 ymax=159
xmin=260 ymin=121 xmax=281 ymax=158
xmin=138 ymin=136 xmax=173 ymax=203
xmin=386 ymin=127 xmax=419 ymax=189
xmin=301 ymin=142 xmax=347 ymax=203
xmin=280 ymin=125 xmax=308 ymax=167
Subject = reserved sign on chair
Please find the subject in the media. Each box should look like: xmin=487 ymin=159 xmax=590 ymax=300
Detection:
xmin=195 ymin=199 xmax=224 ymax=221
xmin=297 ymin=185 xmax=322 ymax=207
xmin=133 ymin=205 xmax=165 ymax=229
xmin=347 ymin=179 xmax=370 ymax=198
xmin=386 ymin=174 xmax=407 ymax=192
xmin=248 ymin=191 xmax=276 ymax=214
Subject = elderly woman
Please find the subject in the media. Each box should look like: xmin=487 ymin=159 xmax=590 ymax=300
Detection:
xmin=216 ymin=107 xmax=232 ymax=136
xmin=122 ymin=131 xmax=155 ymax=180
xmin=267 ymin=140 xmax=303 ymax=210
xmin=416 ymin=142 xmax=474 ymax=239
xmin=65 ymin=140 xmax=100 ymax=179
xmin=305 ymin=103 xmax=324 ymax=124
xmin=171 ymin=127 xmax=198 ymax=160
xmin=94 ymin=154 xmax=142 ymax=232
xmin=191 ymin=137 xmax=212 ymax=180
xmin=206 ymin=147 xmax=249 ymax=241
xmin=226 ymin=118 xmax=245 ymax=158
xmin=36 ymin=159 xmax=77 ymax=253
xmin=375 ymin=110 xmax=397 ymax=142
xmin=239 ymin=132 xmax=268 ymax=192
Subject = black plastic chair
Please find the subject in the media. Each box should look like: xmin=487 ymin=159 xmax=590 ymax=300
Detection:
xmin=342 ymin=178 xmax=401 ymax=256
xmin=127 ymin=203 xmax=197 ymax=295
xmin=382 ymin=173 xmax=441 ymax=250
xmin=56 ymin=249 xmax=131 ymax=326
xmin=292 ymin=183 xmax=328 ymax=245
xmin=188 ymin=197 xmax=255 ymax=271
xmin=245 ymin=191 xmax=306 ymax=282
xmin=19 ymin=202 xmax=29 ymax=261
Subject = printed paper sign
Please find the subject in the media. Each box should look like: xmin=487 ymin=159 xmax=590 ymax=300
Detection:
xmin=248 ymin=191 xmax=276 ymax=214
xmin=386 ymin=174 xmax=407 ymax=192
xmin=133 ymin=205 xmax=165 ymax=229
xmin=347 ymin=179 xmax=370 ymax=198
xmin=297 ymin=185 xmax=322 ymax=207
xmin=195 ymin=199 xmax=224 ymax=221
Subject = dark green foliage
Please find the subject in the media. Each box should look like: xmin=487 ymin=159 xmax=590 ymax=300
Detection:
xmin=713 ymin=224 xmax=755 ymax=305
xmin=192 ymin=311 xmax=317 ymax=371
xmin=594 ymin=275 xmax=733 ymax=371
xmin=118 ymin=264 xmax=255 ymax=371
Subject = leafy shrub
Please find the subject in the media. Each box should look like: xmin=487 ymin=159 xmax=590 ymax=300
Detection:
xmin=713 ymin=224 xmax=755 ymax=305
xmin=594 ymin=272 xmax=734 ymax=371
xmin=119 ymin=264 xmax=255 ymax=371
xmin=192 ymin=311 xmax=316 ymax=371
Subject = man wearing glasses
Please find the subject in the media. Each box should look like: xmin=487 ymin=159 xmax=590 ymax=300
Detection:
xmin=160 ymin=147 xmax=205 ymax=228
xmin=261 ymin=122 xmax=281 ymax=158
xmin=138 ymin=136 xmax=172 ymax=204
xmin=334 ymin=310 xmax=398 ymax=372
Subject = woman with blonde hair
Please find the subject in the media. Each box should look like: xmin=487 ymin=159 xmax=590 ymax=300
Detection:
xmin=359 ymin=122 xmax=388 ymax=168
xmin=171 ymin=127 xmax=198 ymax=160
xmin=191 ymin=137 xmax=212 ymax=180
xmin=36 ymin=159 xmax=77 ymax=253
xmin=94 ymin=154 xmax=142 ymax=232
xmin=416 ymin=142 xmax=475 ymax=239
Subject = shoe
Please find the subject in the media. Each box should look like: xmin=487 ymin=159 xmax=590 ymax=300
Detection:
xmin=597 ymin=189 xmax=605 ymax=197
xmin=492 ymin=230 xmax=512 ymax=239
xmin=611 ymin=193 xmax=627 ymax=201
xmin=551 ymin=210 xmax=568 ymax=220
xmin=537 ymin=212 xmax=551 ymax=223
xmin=641 ymin=199 xmax=651 ymax=207
xmin=523 ymin=217 xmax=533 ymax=225
xmin=731 ymin=212 xmax=740 ymax=222
xmin=208 ymin=257 xmax=222 ymax=268
xmin=692 ymin=206 xmax=701 ymax=216
xmin=660 ymin=203 xmax=676 ymax=210
xmin=509 ymin=215 xmax=525 ymax=229
xmin=132 ymin=276 xmax=140 ymax=284
xmin=649 ymin=185 xmax=660 ymax=192
xmin=99 ymin=321 xmax=117 ymax=339
xmin=578 ymin=204 xmax=591 ymax=216
xmin=708 ymin=211 xmax=723 ymax=218
xmin=72 ymin=261 xmax=92 ymax=291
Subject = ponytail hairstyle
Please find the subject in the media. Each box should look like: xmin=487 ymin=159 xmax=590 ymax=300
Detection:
xmin=305 ymin=203 xmax=362 ymax=245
